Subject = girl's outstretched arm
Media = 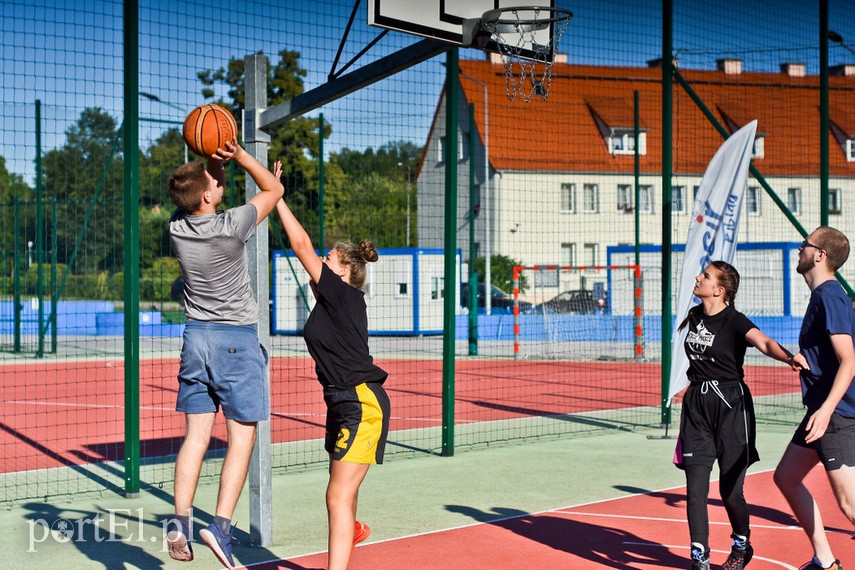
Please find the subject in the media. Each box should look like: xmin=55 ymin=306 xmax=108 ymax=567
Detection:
xmin=276 ymin=197 xmax=322 ymax=284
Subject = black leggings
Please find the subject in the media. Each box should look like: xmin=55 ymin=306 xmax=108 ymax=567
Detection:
xmin=685 ymin=463 xmax=750 ymax=548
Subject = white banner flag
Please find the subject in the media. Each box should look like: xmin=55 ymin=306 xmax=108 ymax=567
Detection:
xmin=667 ymin=120 xmax=757 ymax=402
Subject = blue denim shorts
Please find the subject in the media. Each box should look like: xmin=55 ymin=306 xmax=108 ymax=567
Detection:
xmin=176 ymin=321 xmax=269 ymax=422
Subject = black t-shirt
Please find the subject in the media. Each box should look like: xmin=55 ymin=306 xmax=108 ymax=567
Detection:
xmin=683 ymin=304 xmax=757 ymax=384
xmin=302 ymin=264 xmax=387 ymax=389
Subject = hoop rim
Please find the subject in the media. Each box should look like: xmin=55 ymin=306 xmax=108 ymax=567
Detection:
xmin=481 ymin=6 xmax=573 ymax=28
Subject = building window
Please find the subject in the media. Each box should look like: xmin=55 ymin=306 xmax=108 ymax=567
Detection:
xmin=830 ymin=188 xmax=842 ymax=215
xmin=395 ymin=261 xmax=410 ymax=298
xmin=787 ymin=187 xmax=801 ymax=213
xmin=560 ymin=183 xmax=576 ymax=213
xmin=752 ymin=136 xmax=765 ymax=159
xmin=583 ymin=183 xmax=599 ymax=213
xmin=460 ymin=132 xmax=469 ymax=161
xmin=672 ymin=186 xmax=685 ymax=214
xmin=746 ymin=186 xmax=761 ymax=215
xmin=438 ymin=136 xmax=446 ymax=163
xmin=617 ymin=184 xmax=633 ymax=212
xmin=847 ymin=139 xmax=855 ymax=162
xmin=693 ymin=185 xmax=701 ymax=205
xmin=583 ymin=243 xmax=598 ymax=266
xmin=561 ymin=242 xmax=576 ymax=266
xmin=608 ymin=130 xmax=647 ymax=156
xmin=431 ymin=277 xmax=443 ymax=300
xmin=639 ymin=185 xmax=654 ymax=213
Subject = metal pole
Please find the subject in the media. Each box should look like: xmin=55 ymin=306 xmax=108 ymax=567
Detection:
xmin=441 ymin=48 xmax=459 ymax=457
xmin=468 ymin=103 xmax=478 ymax=356
xmin=122 ymin=0 xmax=141 ymax=497
xmin=406 ymin=163 xmax=411 ymax=248
xmin=661 ymin=0 xmax=674 ymax=427
xmin=13 ymin=197 xmax=21 ymax=353
xmin=634 ymin=91 xmax=644 ymax=361
xmin=35 ymin=100 xmax=44 ymax=357
xmin=318 ymin=113 xmax=325 ymax=254
xmin=244 ymin=53 xmax=273 ymax=547
xmin=820 ymin=0 xmax=829 ymax=226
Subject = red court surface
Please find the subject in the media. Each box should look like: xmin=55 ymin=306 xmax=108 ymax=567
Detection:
xmin=1 ymin=358 xmax=796 ymax=473
xmin=267 ymin=468 xmax=853 ymax=569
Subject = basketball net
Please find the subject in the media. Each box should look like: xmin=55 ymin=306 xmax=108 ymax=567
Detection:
xmin=482 ymin=7 xmax=572 ymax=102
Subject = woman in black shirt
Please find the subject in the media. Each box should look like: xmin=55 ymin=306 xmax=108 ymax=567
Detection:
xmin=676 ymin=261 xmax=794 ymax=570
xmin=276 ymin=193 xmax=389 ymax=570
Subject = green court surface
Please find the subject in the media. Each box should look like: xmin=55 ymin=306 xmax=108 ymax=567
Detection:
xmin=1 ymin=424 xmax=800 ymax=569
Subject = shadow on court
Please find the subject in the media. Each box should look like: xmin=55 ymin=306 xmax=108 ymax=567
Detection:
xmin=446 ymin=505 xmax=688 ymax=569
xmin=613 ymin=485 xmax=799 ymax=527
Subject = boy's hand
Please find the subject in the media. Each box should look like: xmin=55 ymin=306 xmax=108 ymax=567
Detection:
xmin=211 ymin=139 xmax=243 ymax=162
xmin=272 ymin=160 xmax=282 ymax=179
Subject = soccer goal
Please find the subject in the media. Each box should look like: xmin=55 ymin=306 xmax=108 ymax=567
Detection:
xmin=512 ymin=264 xmax=644 ymax=361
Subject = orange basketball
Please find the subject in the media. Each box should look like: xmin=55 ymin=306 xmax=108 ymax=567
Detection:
xmin=182 ymin=104 xmax=238 ymax=158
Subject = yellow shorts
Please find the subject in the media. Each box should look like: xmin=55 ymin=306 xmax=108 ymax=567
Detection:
xmin=323 ymin=382 xmax=390 ymax=464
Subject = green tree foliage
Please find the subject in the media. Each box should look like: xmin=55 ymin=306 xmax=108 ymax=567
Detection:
xmin=473 ymin=254 xmax=528 ymax=293
xmin=197 ymin=49 xmax=337 ymax=244
xmin=42 ymin=107 xmax=125 ymax=276
xmin=327 ymin=140 xmax=420 ymax=247
xmin=0 ymin=155 xmax=32 ymax=284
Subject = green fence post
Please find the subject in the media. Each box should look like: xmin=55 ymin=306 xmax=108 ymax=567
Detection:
xmin=122 ymin=0 xmax=141 ymax=498
xmin=819 ymin=0 xmax=829 ymax=227
xmin=468 ymin=103 xmax=477 ymax=356
xmin=13 ymin=196 xmax=21 ymax=353
xmin=35 ymin=99 xmax=44 ymax=358
xmin=442 ymin=48 xmax=459 ymax=457
xmin=318 ymin=113 xmax=325 ymax=254
xmin=660 ymin=0 xmax=674 ymax=428
xmin=51 ymin=197 xmax=57 ymax=353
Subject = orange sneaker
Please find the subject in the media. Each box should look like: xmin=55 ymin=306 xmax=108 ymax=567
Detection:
xmin=353 ymin=521 xmax=371 ymax=547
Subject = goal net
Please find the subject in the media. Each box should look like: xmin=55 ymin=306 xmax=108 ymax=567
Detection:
xmin=512 ymin=264 xmax=643 ymax=361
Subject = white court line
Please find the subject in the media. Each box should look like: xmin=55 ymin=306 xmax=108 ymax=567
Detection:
xmin=563 ymin=510 xmax=805 ymax=532
xmin=240 ymin=469 xmax=851 ymax=568
xmin=3 ymin=399 xmax=173 ymax=412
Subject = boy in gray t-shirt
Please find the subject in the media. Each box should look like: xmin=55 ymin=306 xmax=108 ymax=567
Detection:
xmin=164 ymin=140 xmax=283 ymax=570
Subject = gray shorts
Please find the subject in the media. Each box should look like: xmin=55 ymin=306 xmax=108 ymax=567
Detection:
xmin=792 ymin=410 xmax=855 ymax=471
xmin=176 ymin=320 xmax=269 ymax=422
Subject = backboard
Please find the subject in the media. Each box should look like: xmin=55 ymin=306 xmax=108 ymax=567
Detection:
xmin=368 ymin=0 xmax=559 ymax=62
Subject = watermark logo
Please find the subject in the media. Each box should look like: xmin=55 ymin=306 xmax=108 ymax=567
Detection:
xmin=27 ymin=509 xmax=185 ymax=553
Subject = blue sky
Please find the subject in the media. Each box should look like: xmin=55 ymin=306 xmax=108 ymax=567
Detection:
xmin=1 ymin=0 xmax=854 ymax=186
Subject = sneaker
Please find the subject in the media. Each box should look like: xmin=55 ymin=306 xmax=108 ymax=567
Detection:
xmin=721 ymin=535 xmax=753 ymax=570
xmin=800 ymin=558 xmax=843 ymax=570
xmin=166 ymin=530 xmax=194 ymax=562
xmin=691 ymin=545 xmax=711 ymax=570
xmin=353 ymin=521 xmax=371 ymax=547
xmin=199 ymin=522 xmax=235 ymax=570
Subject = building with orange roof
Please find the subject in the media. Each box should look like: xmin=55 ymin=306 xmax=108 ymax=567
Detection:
xmin=416 ymin=55 xmax=855 ymax=302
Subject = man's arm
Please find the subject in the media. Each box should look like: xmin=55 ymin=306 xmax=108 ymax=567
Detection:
xmin=214 ymin=140 xmax=284 ymax=224
xmin=804 ymin=332 xmax=855 ymax=443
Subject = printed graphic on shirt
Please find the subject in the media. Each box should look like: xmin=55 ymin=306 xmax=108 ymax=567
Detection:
xmin=687 ymin=321 xmax=716 ymax=362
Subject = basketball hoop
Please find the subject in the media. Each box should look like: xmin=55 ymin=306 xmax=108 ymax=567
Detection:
xmin=480 ymin=6 xmax=573 ymax=102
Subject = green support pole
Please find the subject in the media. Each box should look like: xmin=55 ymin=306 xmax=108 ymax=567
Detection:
xmin=819 ymin=0 xmax=829 ymax=226
xmin=13 ymin=197 xmax=20 ymax=353
xmin=318 ymin=113 xmax=325 ymax=254
xmin=468 ymin=103 xmax=478 ymax=356
xmin=442 ymin=48 xmax=459 ymax=457
xmin=634 ymin=90 xmax=643 ymax=362
xmin=122 ymin=0 xmax=141 ymax=498
xmin=661 ymin=0 xmax=673 ymax=427
xmin=51 ymin=198 xmax=58 ymax=353
xmin=35 ymin=99 xmax=44 ymax=358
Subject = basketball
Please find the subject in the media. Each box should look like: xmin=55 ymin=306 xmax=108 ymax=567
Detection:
xmin=182 ymin=104 xmax=239 ymax=158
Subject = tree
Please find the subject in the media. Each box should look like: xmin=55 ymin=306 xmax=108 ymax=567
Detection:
xmin=197 ymin=50 xmax=341 ymax=246
xmin=0 ymin=155 xmax=33 ymax=283
xmin=41 ymin=108 xmax=125 ymax=275
xmin=473 ymin=254 xmax=528 ymax=294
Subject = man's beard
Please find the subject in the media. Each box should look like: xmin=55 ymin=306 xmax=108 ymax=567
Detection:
xmin=796 ymin=255 xmax=815 ymax=275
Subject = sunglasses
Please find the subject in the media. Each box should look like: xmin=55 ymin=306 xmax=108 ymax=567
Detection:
xmin=799 ymin=240 xmax=824 ymax=252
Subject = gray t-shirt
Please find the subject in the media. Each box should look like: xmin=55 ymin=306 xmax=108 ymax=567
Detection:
xmin=169 ymin=204 xmax=259 ymax=325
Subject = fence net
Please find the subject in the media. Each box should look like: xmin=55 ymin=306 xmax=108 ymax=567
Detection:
xmin=1 ymin=0 xmax=854 ymax=506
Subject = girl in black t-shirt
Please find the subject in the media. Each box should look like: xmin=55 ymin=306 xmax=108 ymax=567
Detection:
xmin=275 ymin=194 xmax=389 ymax=570
xmin=676 ymin=261 xmax=794 ymax=570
